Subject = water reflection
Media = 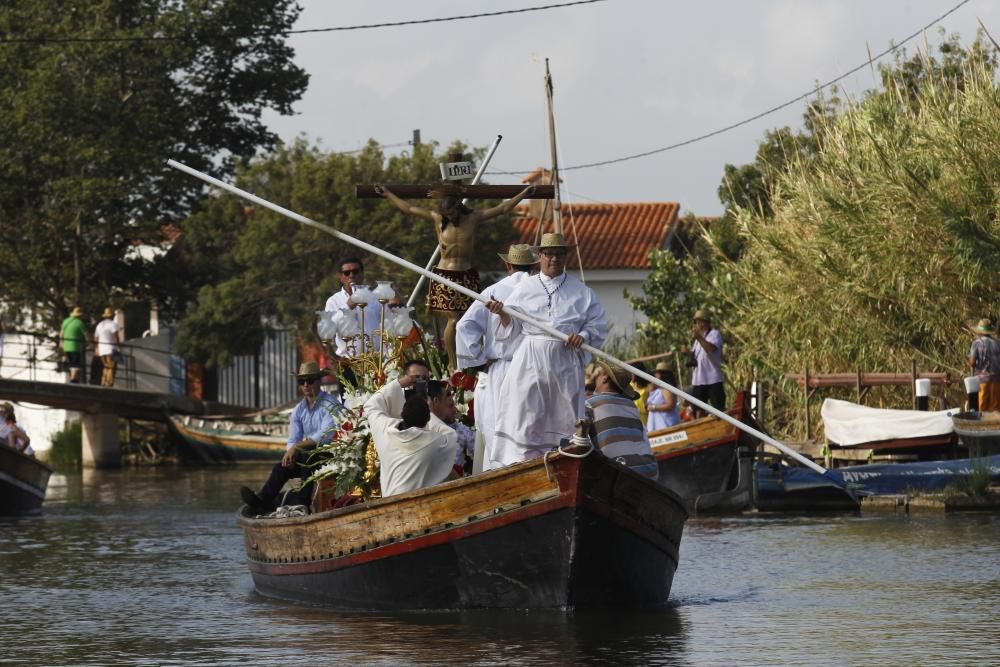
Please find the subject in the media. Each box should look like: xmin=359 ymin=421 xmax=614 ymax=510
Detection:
xmin=1 ymin=467 xmax=998 ymax=666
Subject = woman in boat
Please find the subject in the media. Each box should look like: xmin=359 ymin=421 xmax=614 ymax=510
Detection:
xmin=0 ymin=403 xmax=33 ymax=456
xmin=646 ymin=362 xmax=680 ymax=432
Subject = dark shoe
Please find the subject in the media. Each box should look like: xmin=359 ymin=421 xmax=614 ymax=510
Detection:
xmin=240 ymin=486 xmax=267 ymax=513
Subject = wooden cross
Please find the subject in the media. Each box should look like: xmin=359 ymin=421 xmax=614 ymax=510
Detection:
xmin=355 ymin=184 xmax=554 ymax=199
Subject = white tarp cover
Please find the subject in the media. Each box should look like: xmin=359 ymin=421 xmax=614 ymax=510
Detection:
xmin=821 ymin=398 xmax=957 ymax=446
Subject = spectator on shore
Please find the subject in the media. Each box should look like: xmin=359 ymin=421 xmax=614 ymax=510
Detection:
xmin=681 ymin=309 xmax=725 ymax=417
xmin=60 ymin=307 xmax=88 ymax=384
xmin=94 ymin=308 xmax=121 ymax=387
xmin=969 ymin=318 xmax=1000 ymax=412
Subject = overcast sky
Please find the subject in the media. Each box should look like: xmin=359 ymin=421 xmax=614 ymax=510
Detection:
xmin=260 ymin=0 xmax=997 ymax=215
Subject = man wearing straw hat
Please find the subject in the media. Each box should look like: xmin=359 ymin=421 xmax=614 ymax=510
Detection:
xmin=682 ymin=309 xmax=725 ymax=416
xmin=585 ymin=361 xmax=659 ymax=479
xmin=94 ymin=307 xmax=121 ymax=387
xmin=968 ymin=318 xmax=1000 ymax=412
xmin=455 ymin=243 xmax=540 ymax=468
xmin=241 ymin=361 xmax=343 ymax=514
xmin=486 ymin=232 xmax=609 ymax=465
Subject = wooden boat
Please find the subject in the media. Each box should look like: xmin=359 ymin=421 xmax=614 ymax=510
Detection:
xmin=239 ymin=447 xmax=687 ymax=610
xmin=167 ymin=414 xmax=288 ymax=464
xmin=951 ymin=412 xmax=1000 ymax=458
xmin=753 ymin=459 xmax=861 ymax=512
xmin=647 ymin=393 xmax=755 ymax=513
xmin=0 ymin=444 xmax=53 ymax=515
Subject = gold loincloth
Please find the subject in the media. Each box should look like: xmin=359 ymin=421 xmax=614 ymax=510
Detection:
xmin=427 ymin=267 xmax=480 ymax=313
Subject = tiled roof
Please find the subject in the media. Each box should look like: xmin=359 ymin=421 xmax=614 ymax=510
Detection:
xmin=511 ymin=201 xmax=680 ymax=270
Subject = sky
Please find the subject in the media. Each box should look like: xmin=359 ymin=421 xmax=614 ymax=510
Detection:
xmin=260 ymin=0 xmax=997 ymax=215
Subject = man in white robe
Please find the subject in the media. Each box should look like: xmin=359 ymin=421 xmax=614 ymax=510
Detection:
xmin=486 ymin=233 xmax=609 ymax=465
xmin=455 ymin=243 xmax=539 ymax=469
xmin=365 ymin=373 xmax=457 ymax=497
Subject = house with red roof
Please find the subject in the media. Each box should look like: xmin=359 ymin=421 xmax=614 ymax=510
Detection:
xmin=509 ymin=171 xmax=682 ymax=342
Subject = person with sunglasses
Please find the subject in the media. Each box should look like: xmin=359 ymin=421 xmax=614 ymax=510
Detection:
xmin=323 ymin=257 xmax=384 ymax=387
xmin=240 ymin=361 xmax=343 ymax=515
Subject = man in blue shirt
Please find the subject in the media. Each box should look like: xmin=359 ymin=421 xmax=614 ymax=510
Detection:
xmin=241 ymin=361 xmax=342 ymax=514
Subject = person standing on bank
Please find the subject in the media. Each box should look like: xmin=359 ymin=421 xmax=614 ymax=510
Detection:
xmin=969 ymin=318 xmax=1000 ymax=412
xmin=486 ymin=232 xmax=609 ymax=465
xmin=324 ymin=256 xmax=383 ymax=389
xmin=682 ymin=309 xmax=725 ymax=415
xmin=60 ymin=306 xmax=88 ymax=384
xmin=241 ymin=361 xmax=342 ymax=514
xmin=94 ymin=307 xmax=121 ymax=387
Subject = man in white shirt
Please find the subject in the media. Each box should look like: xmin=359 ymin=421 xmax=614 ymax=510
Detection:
xmin=682 ymin=309 xmax=725 ymax=416
xmin=455 ymin=243 xmax=539 ymax=469
xmin=486 ymin=233 xmax=609 ymax=465
xmin=94 ymin=307 xmax=121 ymax=387
xmin=365 ymin=373 xmax=456 ymax=498
xmin=324 ymin=257 xmax=383 ymax=387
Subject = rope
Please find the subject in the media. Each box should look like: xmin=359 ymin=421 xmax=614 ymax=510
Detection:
xmin=543 ymin=431 xmax=594 ymax=480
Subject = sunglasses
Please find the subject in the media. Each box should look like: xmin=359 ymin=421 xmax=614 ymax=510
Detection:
xmin=297 ymin=377 xmax=320 ymax=385
xmin=341 ymin=268 xmax=363 ymax=276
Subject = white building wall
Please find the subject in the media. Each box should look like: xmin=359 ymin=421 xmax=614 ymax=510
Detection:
xmin=584 ymin=270 xmax=649 ymax=344
xmin=0 ymin=332 xmax=72 ymax=456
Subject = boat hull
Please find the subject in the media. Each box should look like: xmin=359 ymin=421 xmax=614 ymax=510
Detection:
xmin=952 ymin=412 xmax=1000 ymax=458
xmin=240 ymin=451 xmax=687 ymax=610
xmin=0 ymin=445 xmax=52 ymax=515
xmin=648 ymin=400 xmax=754 ymax=513
xmin=168 ymin=416 xmax=286 ymax=464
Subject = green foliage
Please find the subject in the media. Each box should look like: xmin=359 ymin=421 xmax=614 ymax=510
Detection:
xmin=636 ymin=32 xmax=1000 ymax=437
xmin=49 ymin=421 xmax=82 ymax=472
xmin=0 ymin=0 xmax=307 ymax=334
xmin=173 ymin=139 xmax=518 ymax=367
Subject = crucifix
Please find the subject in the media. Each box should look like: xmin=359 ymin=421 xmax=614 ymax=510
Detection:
xmin=356 ymin=168 xmax=554 ymax=372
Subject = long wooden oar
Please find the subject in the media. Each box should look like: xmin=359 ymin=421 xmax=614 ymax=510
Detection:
xmin=167 ymin=159 xmax=832 ymax=477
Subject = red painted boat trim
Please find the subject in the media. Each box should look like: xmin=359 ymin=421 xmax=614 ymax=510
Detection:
xmin=247 ymin=489 xmax=572 ymax=577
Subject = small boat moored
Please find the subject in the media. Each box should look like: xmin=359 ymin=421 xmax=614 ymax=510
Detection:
xmin=0 ymin=444 xmax=52 ymax=515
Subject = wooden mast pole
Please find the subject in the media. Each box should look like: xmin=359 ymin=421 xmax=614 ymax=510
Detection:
xmin=545 ymin=58 xmax=562 ymax=235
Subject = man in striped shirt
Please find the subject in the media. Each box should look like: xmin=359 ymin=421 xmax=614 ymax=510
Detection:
xmin=584 ymin=361 xmax=659 ymax=480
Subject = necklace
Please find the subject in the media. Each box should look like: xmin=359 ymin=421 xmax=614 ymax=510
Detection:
xmin=538 ymin=273 xmax=568 ymax=316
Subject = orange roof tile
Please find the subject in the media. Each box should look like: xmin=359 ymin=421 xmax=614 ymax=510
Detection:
xmin=511 ymin=201 xmax=680 ymax=270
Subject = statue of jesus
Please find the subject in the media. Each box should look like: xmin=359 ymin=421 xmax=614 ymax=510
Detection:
xmin=373 ymin=183 xmax=536 ymax=371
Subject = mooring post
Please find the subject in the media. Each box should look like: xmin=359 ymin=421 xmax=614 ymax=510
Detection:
xmin=81 ymin=412 xmax=121 ymax=469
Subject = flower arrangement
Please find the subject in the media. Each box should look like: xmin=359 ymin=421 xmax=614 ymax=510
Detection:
xmin=302 ymin=407 xmax=380 ymax=500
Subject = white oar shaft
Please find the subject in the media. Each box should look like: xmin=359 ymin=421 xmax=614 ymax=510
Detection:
xmin=405 ymin=134 xmax=503 ymax=308
xmin=167 ymin=159 xmax=828 ymax=476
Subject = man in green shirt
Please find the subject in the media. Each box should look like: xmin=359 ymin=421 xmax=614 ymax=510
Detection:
xmin=60 ymin=307 xmax=87 ymax=383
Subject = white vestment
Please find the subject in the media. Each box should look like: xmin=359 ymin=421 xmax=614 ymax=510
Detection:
xmin=455 ymin=271 xmax=528 ymax=469
xmin=324 ymin=288 xmax=384 ymax=357
xmin=491 ymin=272 xmax=609 ymax=465
xmin=365 ymin=382 xmax=456 ymax=498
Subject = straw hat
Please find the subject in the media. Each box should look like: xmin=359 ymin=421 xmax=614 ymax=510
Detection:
xmin=973 ymin=318 xmax=996 ymax=335
xmin=292 ymin=360 xmax=330 ymax=379
xmin=101 ymin=307 xmax=115 ymax=319
xmin=533 ymin=232 xmax=575 ymax=251
xmin=597 ymin=360 xmax=638 ymax=400
xmin=498 ymin=243 xmax=540 ymax=265
xmin=70 ymin=306 xmax=82 ymax=317
xmin=692 ymin=309 xmax=711 ymax=322
xmin=654 ymin=361 xmax=671 ymax=372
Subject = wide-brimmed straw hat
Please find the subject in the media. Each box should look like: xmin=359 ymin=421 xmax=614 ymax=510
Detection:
xmin=973 ymin=318 xmax=996 ymax=335
xmin=101 ymin=307 xmax=115 ymax=319
xmin=70 ymin=306 xmax=82 ymax=317
xmin=498 ymin=243 xmax=540 ymax=265
xmin=692 ymin=309 xmax=711 ymax=322
xmin=597 ymin=360 xmax=638 ymax=400
xmin=292 ymin=360 xmax=330 ymax=379
xmin=654 ymin=361 xmax=671 ymax=372
xmin=532 ymin=232 xmax=575 ymax=251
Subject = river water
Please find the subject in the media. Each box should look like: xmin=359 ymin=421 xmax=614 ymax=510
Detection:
xmin=1 ymin=466 xmax=998 ymax=666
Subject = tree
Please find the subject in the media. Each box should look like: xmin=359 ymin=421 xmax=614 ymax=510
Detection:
xmin=172 ymin=139 xmax=519 ymax=367
xmin=0 ymin=0 xmax=308 ymax=334
xmin=634 ymin=32 xmax=1000 ymax=436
